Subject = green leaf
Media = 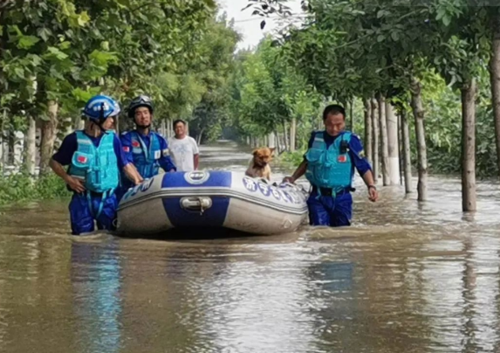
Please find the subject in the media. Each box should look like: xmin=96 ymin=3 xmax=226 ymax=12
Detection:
xmin=27 ymin=54 xmax=42 ymax=67
xmin=442 ymin=15 xmax=451 ymax=27
xmin=37 ymin=28 xmax=52 ymax=42
xmin=77 ymin=11 xmax=90 ymax=27
xmin=45 ymin=47 xmax=69 ymax=60
xmin=8 ymin=25 xmax=22 ymax=36
xmin=116 ymin=0 xmax=130 ymax=7
xmin=14 ymin=67 xmax=25 ymax=79
xmin=17 ymin=35 xmax=40 ymax=49
xmin=100 ymin=41 xmax=110 ymax=51
xmin=89 ymin=50 xmax=118 ymax=66
xmin=59 ymin=41 xmax=72 ymax=50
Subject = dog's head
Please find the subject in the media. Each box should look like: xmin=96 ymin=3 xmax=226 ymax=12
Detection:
xmin=252 ymin=147 xmax=275 ymax=167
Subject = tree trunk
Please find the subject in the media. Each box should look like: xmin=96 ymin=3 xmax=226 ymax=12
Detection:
xmin=410 ymin=76 xmax=428 ymax=201
xmin=185 ymin=121 xmax=189 ymax=136
xmin=386 ymin=101 xmax=400 ymax=185
xmin=7 ymin=130 xmax=14 ymax=165
xmin=461 ymin=79 xmax=477 ymax=212
xmin=2 ymin=132 xmax=8 ymax=168
xmin=490 ymin=13 xmax=500 ymax=177
xmin=0 ymin=130 xmax=3 ymax=171
xmin=350 ymin=99 xmax=354 ymax=132
xmin=371 ymin=98 xmax=379 ymax=184
xmin=39 ymin=100 xmax=59 ymax=175
xmin=282 ymin=121 xmax=289 ymax=151
xmin=160 ymin=120 xmax=166 ymax=137
xmin=398 ymin=113 xmax=403 ymax=185
xmin=58 ymin=115 xmax=72 ymax=149
xmin=378 ymin=95 xmax=390 ymax=186
xmin=0 ymin=112 xmax=7 ymax=168
xmin=268 ymin=132 xmax=275 ymax=148
xmin=197 ymin=128 xmax=204 ymax=145
xmin=401 ymin=110 xmax=413 ymax=194
xmin=364 ymin=99 xmax=373 ymax=165
xmin=26 ymin=115 xmax=37 ymax=176
xmin=12 ymin=130 xmax=23 ymax=168
xmin=277 ymin=132 xmax=285 ymax=154
xmin=289 ymin=117 xmax=296 ymax=151
xmin=0 ymin=111 xmax=5 ymax=170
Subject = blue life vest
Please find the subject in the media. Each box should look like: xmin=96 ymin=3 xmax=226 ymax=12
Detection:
xmin=69 ymin=131 xmax=119 ymax=193
xmin=129 ymin=131 xmax=161 ymax=179
xmin=305 ymin=131 xmax=353 ymax=191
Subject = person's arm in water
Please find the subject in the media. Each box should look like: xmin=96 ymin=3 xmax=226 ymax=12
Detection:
xmin=348 ymin=134 xmax=378 ymax=202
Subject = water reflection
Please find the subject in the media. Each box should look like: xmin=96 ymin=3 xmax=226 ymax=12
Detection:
xmin=71 ymin=241 xmax=122 ymax=353
xmin=188 ymin=242 xmax=319 ymax=353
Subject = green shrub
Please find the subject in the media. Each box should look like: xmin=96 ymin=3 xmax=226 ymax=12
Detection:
xmin=0 ymin=171 xmax=70 ymax=205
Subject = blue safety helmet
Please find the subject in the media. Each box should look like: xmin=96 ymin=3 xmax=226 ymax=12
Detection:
xmin=82 ymin=95 xmax=121 ymax=123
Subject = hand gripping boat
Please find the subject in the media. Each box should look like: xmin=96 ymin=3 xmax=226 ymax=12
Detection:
xmin=116 ymin=170 xmax=308 ymax=236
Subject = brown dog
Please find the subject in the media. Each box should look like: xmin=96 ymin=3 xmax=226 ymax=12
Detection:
xmin=245 ymin=147 xmax=275 ymax=180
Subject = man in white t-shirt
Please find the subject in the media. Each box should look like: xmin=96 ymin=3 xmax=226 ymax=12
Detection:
xmin=168 ymin=119 xmax=200 ymax=171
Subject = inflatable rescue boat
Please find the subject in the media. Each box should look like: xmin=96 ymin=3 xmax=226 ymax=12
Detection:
xmin=116 ymin=170 xmax=308 ymax=236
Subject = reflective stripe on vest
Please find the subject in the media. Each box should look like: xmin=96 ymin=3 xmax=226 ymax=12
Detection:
xmin=130 ymin=131 xmax=161 ymax=179
xmin=69 ymin=131 xmax=119 ymax=193
xmin=304 ymin=131 xmax=353 ymax=190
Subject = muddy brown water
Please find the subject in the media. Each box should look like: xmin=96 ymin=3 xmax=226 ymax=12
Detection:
xmin=1 ymin=140 xmax=500 ymax=353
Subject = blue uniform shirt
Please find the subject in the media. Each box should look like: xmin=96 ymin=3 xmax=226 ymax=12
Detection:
xmin=52 ymin=131 xmax=129 ymax=169
xmin=120 ymin=131 xmax=176 ymax=172
xmin=305 ymin=131 xmax=372 ymax=176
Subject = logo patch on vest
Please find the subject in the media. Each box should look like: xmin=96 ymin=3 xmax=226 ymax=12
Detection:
xmin=132 ymin=141 xmax=140 ymax=148
xmin=154 ymin=150 xmax=161 ymax=159
xmin=77 ymin=155 xmax=88 ymax=164
xmin=338 ymin=155 xmax=347 ymax=163
xmin=123 ymin=146 xmax=130 ymax=153
xmin=162 ymin=148 xmax=169 ymax=157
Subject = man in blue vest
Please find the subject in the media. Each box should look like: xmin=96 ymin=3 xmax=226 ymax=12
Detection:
xmin=118 ymin=95 xmax=176 ymax=200
xmin=49 ymin=95 xmax=143 ymax=235
xmin=283 ymin=104 xmax=378 ymax=227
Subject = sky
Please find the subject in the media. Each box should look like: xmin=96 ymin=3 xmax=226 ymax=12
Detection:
xmin=216 ymin=0 xmax=303 ymax=51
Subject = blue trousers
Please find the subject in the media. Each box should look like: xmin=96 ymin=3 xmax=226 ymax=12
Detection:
xmin=69 ymin=192 xmax=118 ymax=235
xmin=307 ymin=190 xmax=352 ymax=227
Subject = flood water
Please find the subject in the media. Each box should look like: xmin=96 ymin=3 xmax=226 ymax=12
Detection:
xmin=1 ymin=140 xmax=500 ymax=353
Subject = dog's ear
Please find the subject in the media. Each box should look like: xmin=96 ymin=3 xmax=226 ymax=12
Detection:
xmin=252 ymin=149 xmax=259 ymax=156
xmin=269 ymin=147 xmax=276 ymax=155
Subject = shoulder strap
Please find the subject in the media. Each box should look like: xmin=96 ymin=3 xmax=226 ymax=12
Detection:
xmin=75 ymin=131 xmax=93 ymax=150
